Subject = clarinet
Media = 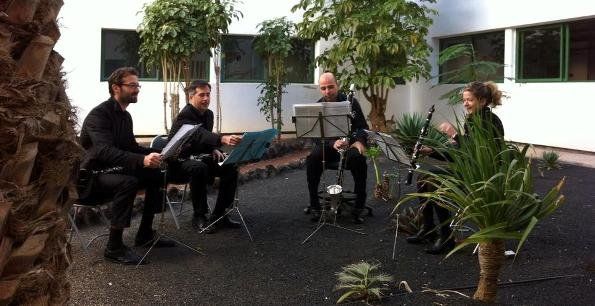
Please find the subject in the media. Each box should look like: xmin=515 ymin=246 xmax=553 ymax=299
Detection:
xmin=405 ymin=104 xmax=435 ymax=185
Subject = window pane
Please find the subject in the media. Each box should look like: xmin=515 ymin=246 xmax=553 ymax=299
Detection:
xmin=188 ymin=52 xmax=210 ymax=81
xmin=520 ymin=27 xmax=561 ymax=79
xmin=439 ymin=31 xmax=504 ymax=83
xmin=568 ymin=19 xmax=595 ymax=81
xmin=221 ymin=35 xmax=265 ymax=82
xmin=285 ymin=39 xmax=315 ymax=83
xmin=101 ymin=29 xmax=157 ymax=80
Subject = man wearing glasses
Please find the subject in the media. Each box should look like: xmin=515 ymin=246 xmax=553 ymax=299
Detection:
xmin=79 ymin=67 xmax=175 ymax=265
xmin=305 ymin=72 xmax=369 ymax=224
xmin=167 ymin=80 xmax=243 ymax=234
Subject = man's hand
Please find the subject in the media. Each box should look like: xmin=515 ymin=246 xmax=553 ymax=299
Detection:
xmin=419 ymin=145 xmax=433 ymax=155
xmin=143 ymin=152 xmax=162 ymax=168
xmin=221 ymin=135 xmax=242 ymax=146
xmin=333 ymin=138 xmax=349 ymax=151
xmin=439 ymin=122 xmax=457 ymax=139
xmin=212 ymin=149 xmax=226 ymax=162
xmin=351 ymin=141 xmax=366 ymax=155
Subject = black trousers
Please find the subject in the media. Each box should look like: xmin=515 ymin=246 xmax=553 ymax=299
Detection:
xmin=417 ymin=171 xmax=451 ymax=236
xmin=79 ymin=167 xmax=164 ymax=228
xmin=306 ymin=144 xmax=367 ymax=210
xmin=167 ymin=158 xmax=238 ymax=218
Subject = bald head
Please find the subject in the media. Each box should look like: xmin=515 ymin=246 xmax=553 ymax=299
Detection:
xmin=318 ymin=72 xmax=339 ymax=102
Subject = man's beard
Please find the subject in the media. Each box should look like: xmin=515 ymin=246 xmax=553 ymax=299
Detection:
xmin=121 ymin=93 xmax=138 ymax=104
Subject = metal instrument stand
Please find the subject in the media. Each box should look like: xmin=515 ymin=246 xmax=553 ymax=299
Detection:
xmin=198 ymin=129 xmax=277 ymax=242
xmin=136 ymin=165 xmax=205 ymax=268
xmin=298 ymin=110 xmax=366 ymax=245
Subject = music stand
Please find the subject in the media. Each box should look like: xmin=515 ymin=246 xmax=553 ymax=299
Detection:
xmin=293 ymin=102 xmax=366 ymax=244
xmin=199 ymin=128 xmax=278 ymax=241
xmin=364 ymin=130 xmax=411 ymax=260
xmin=137 ymin=124 xmax=204 ymax=268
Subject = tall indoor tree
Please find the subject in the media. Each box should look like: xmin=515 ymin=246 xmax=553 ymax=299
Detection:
xmin=292 ymin=0 xmax=436 ymax=131
xmin=0 ymin=0 xmax=80 ymax=304
xmin=253 ymin=17 xmax=294 ymax=137
xmin=138 ymin=0 xmax=241 ymax=133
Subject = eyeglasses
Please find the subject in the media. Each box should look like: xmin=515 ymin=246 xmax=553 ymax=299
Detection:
xmin=119 ymin=83 xmax=141 ymax=89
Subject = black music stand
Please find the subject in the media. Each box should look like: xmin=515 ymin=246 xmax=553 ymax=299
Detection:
xmin=137 ymin=124 xmax=204 ymax=267
xmin=293 ymin=102 xmax=366 ymax=244
xmin=366 ymin=130 xmax=411 ymax=260
xmin=198 ymin=128 xmax=278 ymax=241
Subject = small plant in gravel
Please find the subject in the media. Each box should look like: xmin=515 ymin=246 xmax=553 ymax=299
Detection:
xmin=366 ymin=145 xmax=388 ymax=200
xmin=335 ymin=261 xmax=393 ymax=304
xmin=539 ymin=150 xmax=561 ymax=176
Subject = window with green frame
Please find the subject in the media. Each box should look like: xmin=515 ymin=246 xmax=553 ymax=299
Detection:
xmin=517 ymin=18 xmax=595 ymax=81
xmin=100 ymin=29 xmax=209 ymax=81
xmin=221 ymin=34 xmax=315 ymax=83
xmin=439 ymin=31 xmax=505 ymax=83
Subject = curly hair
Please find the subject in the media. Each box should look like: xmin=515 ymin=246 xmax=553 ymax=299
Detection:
xmin=463 ymin=81 xmax=502 ymax=108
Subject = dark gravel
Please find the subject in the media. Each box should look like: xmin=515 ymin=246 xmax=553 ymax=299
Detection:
xmin=67 ymin=159 xmax=595 ymax=305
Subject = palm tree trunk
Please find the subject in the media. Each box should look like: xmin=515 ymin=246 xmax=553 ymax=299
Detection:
xmin=1 ymin=0 xmax=79 ymax=304
xmin=473 ymin=240 xmax=505 ymax=303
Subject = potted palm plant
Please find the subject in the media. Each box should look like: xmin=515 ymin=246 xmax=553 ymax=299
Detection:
xmin=396 ymin=117 xmax=565 ymax=303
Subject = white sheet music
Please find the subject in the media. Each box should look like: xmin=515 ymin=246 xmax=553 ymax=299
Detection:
xmin=293 ymin=101 xmax=351 ymax=138
xmin=161 ymin=124 xmax=199 ymax=160
xmin=368 ymin=130 xmax=410 ymax=164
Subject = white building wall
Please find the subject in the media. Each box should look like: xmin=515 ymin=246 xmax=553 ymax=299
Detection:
xmin=419 ymin=0 xmax=595 ymax=151
xmin=56 ymin=0 xmax=595 ymax=151
xmin=56 ymin=0 xmax=320 ymax=135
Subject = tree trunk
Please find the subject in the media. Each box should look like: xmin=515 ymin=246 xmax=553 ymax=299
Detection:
xmin=275 ymin=70 xmax=282 ymax=140
xmin=368 ymin=94 xmax=388 ymax=132
xmin=0 ymin=0 xmax=79 ymax=304
xmin=473 ymin=240 xmax=505 ymax=303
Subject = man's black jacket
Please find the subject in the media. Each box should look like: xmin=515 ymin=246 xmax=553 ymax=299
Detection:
xmin=79 ymin=98 xmax=156 ymax=172
xmin=168 ymin=104 xmax=221 ymax=158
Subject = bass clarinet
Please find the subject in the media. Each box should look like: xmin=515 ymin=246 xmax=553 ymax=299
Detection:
xmin=405 ymin=104 xmax=435 ymax=185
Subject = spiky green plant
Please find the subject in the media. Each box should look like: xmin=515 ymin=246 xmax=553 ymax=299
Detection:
xmin=335 ymin=262 xmax=393 ymax=304
xmin=394 ymin=112 xmax=448 ymax=155
xmin=395 ymin=115 xmax=565 ymax=303
xmin=539 ymin=150 xmax=561 ymax=173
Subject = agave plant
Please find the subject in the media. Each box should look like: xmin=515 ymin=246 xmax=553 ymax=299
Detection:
xmin=335 ymin=261 xmax=393 ymax=304
xmin=396 ymin=116 xmax=565 ymax=303
xmin=394 ymin=112 xmax=448 ymax=155
xmin=539 ymin=150 xmax=561 ymax=175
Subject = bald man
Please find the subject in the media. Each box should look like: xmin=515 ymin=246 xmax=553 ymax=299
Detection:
xmin=305 ymin=72 xmax=369 ymax=224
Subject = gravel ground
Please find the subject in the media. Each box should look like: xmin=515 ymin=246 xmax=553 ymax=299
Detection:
xmin=67 ymin=158 xmax=595 ymax=305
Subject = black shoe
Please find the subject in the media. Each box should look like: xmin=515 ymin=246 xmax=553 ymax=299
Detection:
xmin=310 ymin=209 xmax=322 ymax=222
xmin=352 ymin=215 xmax=364 ymax=224
xmin=220 ymin=216 xmax=241 ymax=229
xmin=425 ymin=236 xmax=455 ymax=255
xmin=104 ymin=245 xmax=147 ymax=265
xmin=192 ymin=214 xmax=215 ymax=233
xmin=406 ymin=227 xmax=437 ymax=244
xmin=134 ymin=230 xmax=176 ymax=248
xmin=352 ymin=209 xmax=365 ymax=224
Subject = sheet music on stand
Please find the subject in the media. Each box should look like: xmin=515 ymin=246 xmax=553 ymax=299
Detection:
xmin=220 ymin=128 xmax=278 ymax=166
xmin=161 ymin=124 xmax=201 ymax=160
xmin=293 ymin=101 xmax=351 ymax=138
xmin=366 ymin=130 xmax=410 ymax=165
